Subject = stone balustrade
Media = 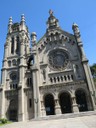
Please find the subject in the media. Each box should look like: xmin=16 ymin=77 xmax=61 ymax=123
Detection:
xmin=49 ymin=74 xmax=74 ymax=84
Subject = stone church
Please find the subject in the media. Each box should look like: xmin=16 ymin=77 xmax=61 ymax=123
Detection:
xmin=0 ymin=10 xmax=96 ymax=121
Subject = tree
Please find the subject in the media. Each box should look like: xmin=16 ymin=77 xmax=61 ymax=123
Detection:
xmin=90 ymin=63 xmax=96 ymax=83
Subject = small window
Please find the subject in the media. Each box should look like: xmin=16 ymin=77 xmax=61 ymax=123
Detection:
xmin=12 ymin=59 xmax=17 ymax=66
xmin=64 ymin=76 xmax=67 ymax=81
xmin=57 ymin=77 xmax=60 ymax=82
xmin=61 ymin=76 xmax=63 ymax=81
xmin=8 ymin=61 xmax=11 ymax=67
xmin=50 ymin=78 xmax=53 ymax=83
xmin=30 ymin=78 xmax=32 ymax=84
xmin=29 ymin=99 xmax=32 ymax=108
xmin=71 ymin=75 xmax=73 ymax=80
xmin=27 ymin=78 xmax=33 ymax=87
xmin=27 ymin=78 xmax=29 ymax=86
xmin=10 ymin=84 xmax=12 ymax=89
xmin=11 ymin=37 xmax=14 ymax=54
xmin=17 ymin=59 xmax=20 ymax=65
xmin=68 ymin=75 xmax=70 ymax=80
xmin=15 ymin=84 xmax=18 ymax=89
xmin=54 ymin=77 xmax=56 ymax=83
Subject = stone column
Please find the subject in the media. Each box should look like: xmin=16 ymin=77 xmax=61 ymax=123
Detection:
xmin=0 ymin=42 xmax=8 ymax=119
xmin=32 ymin=69 xmax=40 ymax=118
xmin=54 ymin=93 xmax=61 ymax=115
xmin=18 ymin=38 xmax=25 ymax=121
xmin=70 ymin=89 xmax=79 ymax=113
xmin=18 ymin=86 xmax=25 ymax=121
xmin=0 ymin=88 xmax=6 ymax=118
xmin=14 ymin=36 xmax=16 ymax=54
xmin=83 ymin=62 xmax=96 ymax=110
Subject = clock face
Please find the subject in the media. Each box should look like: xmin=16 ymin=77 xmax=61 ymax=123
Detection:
xmin=49 ymin=50 xmax=69 ymax=70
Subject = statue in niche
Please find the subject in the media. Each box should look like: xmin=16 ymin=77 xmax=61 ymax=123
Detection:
xmin=75 ymin=65 xmax=81 ymax=78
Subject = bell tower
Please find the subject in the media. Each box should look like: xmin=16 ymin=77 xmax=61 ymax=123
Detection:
xmin=0 ymin=14 xmax=30 ymax=121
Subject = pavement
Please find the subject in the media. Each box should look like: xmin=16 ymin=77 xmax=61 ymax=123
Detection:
xmin=0 ymin=113 xmax=96 ymax=128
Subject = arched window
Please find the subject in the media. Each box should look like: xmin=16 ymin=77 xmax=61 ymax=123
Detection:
xmin=27 ymin=55 xmax=34 ymax=69
xmin=16 ymin=36 xmax=19 ymax=54
xmin=12 ymin=59 xmax=17 ymax=66
xmin=27 ymin=77 xmax=33 ymax=87
xmin=11 ymin=37 xmax=14 ymax=54
xmin=27 ymin=78 xmax=30 ymax=86
xmin=8 ymin=60 xmax=11 ymax=67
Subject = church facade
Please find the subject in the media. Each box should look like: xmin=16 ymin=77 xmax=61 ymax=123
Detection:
xmin=0 ymin=11 xmax=96 ymax=121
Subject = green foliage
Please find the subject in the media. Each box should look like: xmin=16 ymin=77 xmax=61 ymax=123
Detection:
xmin=90 ymin=64 xmax=96 ymax=87
xmin=90 ymin=63 xmax=96 ymax=78
xmin=0 ymin=118 xmax=7 ymax=124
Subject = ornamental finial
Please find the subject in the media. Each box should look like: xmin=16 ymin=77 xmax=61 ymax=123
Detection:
xmin=9 ymin=17 xmax=13 ymax=25
xmin=21 ymin=14 xmax=25 ymax=22
xmin=49 ymin=9 xmax=53 ymax=16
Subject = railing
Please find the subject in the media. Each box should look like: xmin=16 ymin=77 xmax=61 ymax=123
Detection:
xmin=49 ymin=74 xmax=74 ymax=84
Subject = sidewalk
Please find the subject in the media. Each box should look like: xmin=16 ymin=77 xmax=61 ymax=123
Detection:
xmin=0 ymin=114 xmax=96 ymax=128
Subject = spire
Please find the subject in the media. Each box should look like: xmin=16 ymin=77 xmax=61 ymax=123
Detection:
xmin=72 ymin=23 xmax=87 ymax=61
xmin=47 ymin=10 xmax=59 ymax=30
xmin=49 ymin=9 xmax=54 ymax=16
xmin=20 ymin=14 xmax=26 ymax=30
xmin=8 ymin=17 xmax=13 ymax=33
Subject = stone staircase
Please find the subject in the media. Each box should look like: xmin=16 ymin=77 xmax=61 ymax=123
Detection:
xmin=30 ymin=111 xmax=96 ymax=121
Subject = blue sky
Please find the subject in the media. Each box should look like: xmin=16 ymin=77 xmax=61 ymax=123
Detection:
xmin=0 ymin=0 xmax=96 ymax=74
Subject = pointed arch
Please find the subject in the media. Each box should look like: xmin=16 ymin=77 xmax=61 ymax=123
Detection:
xmin=44 ymin=93 xmax=55 ymax=115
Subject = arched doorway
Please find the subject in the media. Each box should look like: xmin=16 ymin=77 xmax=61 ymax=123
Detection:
xmin=75 ymin=89 xmax=88 ymax=112
xmin=44 ymin=94 xmax=55 ymax=115
xmin=59 ymin=92 xmax=72 ymax=114
xmin=9 ymin=100 xmax=18 ymax=121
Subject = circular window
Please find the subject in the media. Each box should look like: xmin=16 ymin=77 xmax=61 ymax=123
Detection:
xmin=49 ymin=50 xmax=69 ymax=70
xmin=10 ymin=73 xmax=17 ymax=81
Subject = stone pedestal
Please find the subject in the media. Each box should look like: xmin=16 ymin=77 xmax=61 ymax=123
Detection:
xmin=55 ymin=99 xmax=61 ymax=114
xmin=72 ymin=96 xmax=79 ymax=113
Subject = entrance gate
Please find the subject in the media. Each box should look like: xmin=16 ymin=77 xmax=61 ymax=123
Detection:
xmin=59 ymin=92 xmax=72 ymax=113
xmin=75 ymin=90 xmax=88 ymax=112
